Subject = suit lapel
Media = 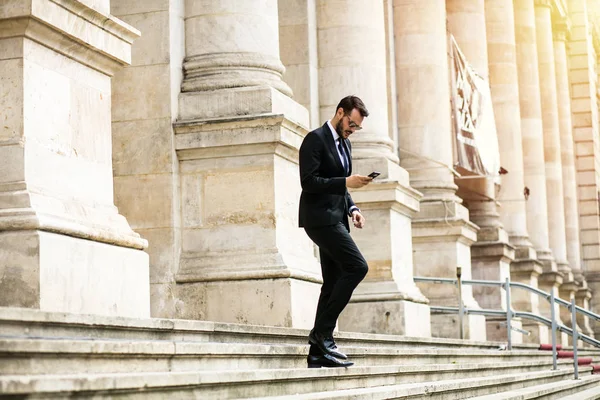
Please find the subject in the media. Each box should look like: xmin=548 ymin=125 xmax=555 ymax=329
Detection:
xmin=322 ymin=122 xmax=345 ymax=173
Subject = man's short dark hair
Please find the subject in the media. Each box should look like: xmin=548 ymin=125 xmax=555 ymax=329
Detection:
xmin=336 ymin=95 xmax=369 ymax=118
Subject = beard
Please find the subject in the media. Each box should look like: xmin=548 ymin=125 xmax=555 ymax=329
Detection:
xmin=335 ymin=120 xmax=351 ymax=138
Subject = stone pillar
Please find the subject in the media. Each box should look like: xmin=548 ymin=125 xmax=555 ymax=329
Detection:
xmin=486 ymin=0 xmax=544 ymax=344
xmin=533 ymin=0 xmax=569 ymax=344
xmin=568 ymin=0 xmax=600 ymax=338
xmin=314 ymin=0 xmax=430 ymax=337
xmin=554 ymin=20 xmax=584 ymax=327
xmin=554 ymin=22 xmax=584 ymax=285
xmin=514 ymin=0 xmax=557 ymax=343
xmin=0 ymin=0 xmax=150 ymax=317
xmin=278 ymin=0 xmax=320 ymax=129
xmin=111 ymin=0 xmax=186 ymax=318
xmin=447 ymin=0 xmax=515 ymax=342
xmin=172 ymin=0 xmax=323 ymax=327
xmin=394 ymin=0 xmax=485 ymax=340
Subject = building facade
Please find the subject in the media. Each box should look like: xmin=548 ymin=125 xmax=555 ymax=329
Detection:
xmin=1 ymin=0 xmax=600 ymax=344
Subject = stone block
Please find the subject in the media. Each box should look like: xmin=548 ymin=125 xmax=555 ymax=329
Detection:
xmin=569 ymin=68 xmax=591 ymax=84
xmin=113 ymin=173 xmax=175 ymax=230
xmin=569 ymin=54 xmax=589 ymax=70
xmin=0 ymin=230 xmax=150 ymax=318
xmin=111 ymin=0 xmax=169 ymax=16
xmin=112 ymin=64 xmax=171 ymax=122
xmin=575 ymin=140 xmax=595 ymax=156
xmin=0 ymin=145 xmax=24 ymax=184
xmin=118 ymin=11 xmax=170 ymax=66
xmin=577 ymin=170 xmax=596 ymax=185
xmin=0 ymin=57 xmax=23 ymax=142
xmin=573 ymin=127 xmax=594 ymax=141
xmin=278 ymin=0 xmax=310 ymax=25
xmin=282 ymin=64 xmax=312 ymax=111
xmin=580 ymin=214 xmax=600 ymax=230
xmin=136 ymin=227 xmax=178 ymax=284
xmin=571 ymin=98 xmax=593 ymax=113
xmin=579 ymin=229 xmax=600 ymax=245
xmin=178 ymin=86 xmax=309 ymax=127
xmin=174 ymin=278 xmax=320 ymax=328
xmin=279 ymin=24 xmax=309 ymax=65
xmin=577 ymin=198 xmax=600 ymax=214
xmin=578 ymin=185 xmax=598 ymax=200
xmin=582 ymin=243 xmax=600 ymax=259
xmin=150 ymin=282 xmax=179 ymax=318
xmin=571 ymin=82 xmax=591 ymax=99
xmin=339 ymin=300 xmax=431 ymax=337
xmin=112 ymin=117 xmax=175 ymax=176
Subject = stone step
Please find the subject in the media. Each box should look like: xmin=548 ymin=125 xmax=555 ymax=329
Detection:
xmin=557 ymin=381 xmax=600 ymax=400
xmin=0 ymin=307 xmax=537 ymax=350
xmin=0 ymin=365 xmax=594 ymax=399
xmin=466 ymin=374 xmax=600 ymax=399
xmin=246 ymin=370 xmax=600 ymax=400
xmin=0 ymin=336 xmax=578 ymax=375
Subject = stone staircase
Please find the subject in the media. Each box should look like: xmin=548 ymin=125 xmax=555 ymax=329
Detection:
xmin=1 ymin=307 xmax=600 ymax=399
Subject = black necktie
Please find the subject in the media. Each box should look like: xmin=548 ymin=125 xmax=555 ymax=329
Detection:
xmin=337 ymin=139 xmax=348 ymax=174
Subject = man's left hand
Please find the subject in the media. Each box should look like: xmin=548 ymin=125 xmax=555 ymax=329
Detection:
xmin=352 ymin=210 xmax=365 ymax=229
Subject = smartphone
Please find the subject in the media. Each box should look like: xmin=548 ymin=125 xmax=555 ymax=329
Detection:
xmin=368 ymin=171 xmax=381 ymax=179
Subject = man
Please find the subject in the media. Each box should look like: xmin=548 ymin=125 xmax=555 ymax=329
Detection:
xmin=298 ymin=95 xmax=373 ymax=368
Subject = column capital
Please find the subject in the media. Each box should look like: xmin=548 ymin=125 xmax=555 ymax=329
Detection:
xmin=552 ymin=21 xmax=570 ymax=41
xmin=534 ymin=0 xmax=553 ymax=9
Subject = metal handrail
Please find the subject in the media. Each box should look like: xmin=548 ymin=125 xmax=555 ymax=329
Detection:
xmin=428 ymin=305 xmax=600 ymax=348
xmin=414 ymin=276 xmax=600 ymax=322
xmin=414 ymin=273 xmax=600 ymax=379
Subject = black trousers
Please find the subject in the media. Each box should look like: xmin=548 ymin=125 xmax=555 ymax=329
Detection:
xmin=304 ymin=222 xmax=368 ymax=344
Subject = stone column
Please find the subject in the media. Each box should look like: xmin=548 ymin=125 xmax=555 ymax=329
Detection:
xmin=534 ymin=1 xmax=569 ymax=344
xmin=485 ymin=0 xmax=540 ymax=344
xmin=447 ymin=0 xmax=515 ymax=342
xmin=554 ymin=20 xmax=584 ymax=326
xmin=173 ymin=0 xmax=323 ymax=327
xmin=278 ymin=0 xmax=320 ymax=129
xmin=314 ymin=0 xmax=430 ymax=337
xmin=0 ymin=0 xmax=150 ymax=317
xmin=568 ymin=0 xmax=600 ymax=338
xmin=514 ymin=0 xmax=557 ymax=343
xmin=394 ymin=0 xmax=485 ymax=340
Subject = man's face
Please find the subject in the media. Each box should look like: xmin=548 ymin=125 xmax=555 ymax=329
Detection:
xmin=335 ymin=108 xmax=364 ymax=139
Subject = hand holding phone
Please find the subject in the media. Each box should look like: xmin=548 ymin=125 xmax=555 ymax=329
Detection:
xmin=368 ymin=171 xmax=381 ymax=179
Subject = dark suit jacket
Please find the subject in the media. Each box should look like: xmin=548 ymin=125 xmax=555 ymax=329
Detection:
xmin=298 ymin=122 xmax=356 ymax=231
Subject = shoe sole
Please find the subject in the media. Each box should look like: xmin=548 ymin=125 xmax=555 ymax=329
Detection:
xmin=307 ymin=363 xmax=353 ymax=368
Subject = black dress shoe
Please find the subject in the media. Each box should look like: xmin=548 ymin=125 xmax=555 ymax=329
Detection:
xmin=309 ymin=330 xmax=332 ymax=356
xmin=307 ymin=354 xmax=354 ymax=368
xmin=324 ymin=336 xmax=347 ymax=360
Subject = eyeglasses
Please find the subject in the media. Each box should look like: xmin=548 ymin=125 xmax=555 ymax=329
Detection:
xmin=344 ymin=114 xmax=363 ymax=130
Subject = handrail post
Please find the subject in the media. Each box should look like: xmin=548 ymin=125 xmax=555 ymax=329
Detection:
xmin=571 ymin=298 xmax=579 ymax=380
xmin=550 ymin=291 xmax=557 ymax=370
xmin=505 ymin=278 xmax=512 ymax=351
xmin=457 ymin=266 xmax=464 ymax=340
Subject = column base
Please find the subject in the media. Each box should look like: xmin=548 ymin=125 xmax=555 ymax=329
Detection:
xmin=412 ymin=199 xmax=486 ymax=340
xmin=0 ymin=230 xmax=150 ymax=318
xmin=471 ymin=226 xmax=515 ymax=310
xmin=174 ymin=278 xmax=320 ymax=328
xmin=430 ymin=313 xmax=487 ymax=341
xmin=521 ymin=320 xmax=549 ymax=345
xmin=340 ymin=298 xmax=431 ymax=337
xmin=173 ymin=89 xmax=322 ymax=328
xmin=340 ymin=161 xmax=430 ymax=336
xmin=486 ymin=316 xmax=524 ymax=345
